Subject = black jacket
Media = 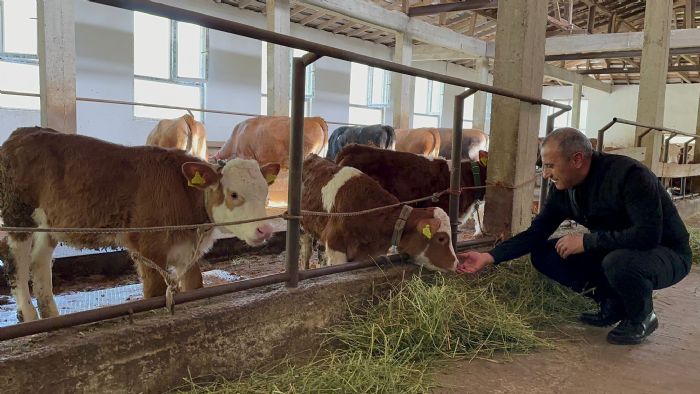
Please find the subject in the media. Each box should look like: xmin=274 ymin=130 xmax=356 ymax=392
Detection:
xmin=490 ymin=151 xmax=691 ymax=264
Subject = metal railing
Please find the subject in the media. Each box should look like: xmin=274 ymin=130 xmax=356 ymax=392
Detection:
xmin=597 ymin=117 xmax=700 ymax=198
xmin=0 ymin=0 xmax=571 ymax=341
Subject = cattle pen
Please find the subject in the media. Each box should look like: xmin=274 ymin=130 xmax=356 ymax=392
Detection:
xmin=0 ymin=0 xmax=579 ymax=391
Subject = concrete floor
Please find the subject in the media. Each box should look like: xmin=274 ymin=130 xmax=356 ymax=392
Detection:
xmin=433 ymin=270 xmax=700 ymax=394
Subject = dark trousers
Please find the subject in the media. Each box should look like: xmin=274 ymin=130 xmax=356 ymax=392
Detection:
xmin=530 ymin=238 xmax=692 ymax=322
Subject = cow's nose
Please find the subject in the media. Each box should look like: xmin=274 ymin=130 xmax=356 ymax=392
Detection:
xmin=256 ymin=223 xmax=273 ymax=240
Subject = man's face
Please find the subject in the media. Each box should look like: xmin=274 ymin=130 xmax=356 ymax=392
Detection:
xmin=541 ymin=143 xmax=584 ymax=190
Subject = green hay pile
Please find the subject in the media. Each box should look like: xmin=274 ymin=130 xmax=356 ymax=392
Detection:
xmin=689 ymin=228 xmax=700 ymax=265
xmin=179 ymin=258 xmax=591 ymax=394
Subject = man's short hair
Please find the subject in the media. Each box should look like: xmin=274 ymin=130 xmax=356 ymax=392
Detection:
xmin=541 ymin=127 xmax=593 ymax=159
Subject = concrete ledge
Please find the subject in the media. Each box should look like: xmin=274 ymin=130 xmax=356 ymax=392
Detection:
xmin=0 ymin=264 xmax=418 ymax=393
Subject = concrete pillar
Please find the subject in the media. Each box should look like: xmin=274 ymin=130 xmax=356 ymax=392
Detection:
xmin=635 ymin=1 xmax=672 ymax=174
xmin=266 ymin=0 xmax=291 ymax=116
xmin=390 ymin=32 xmax=413 ymax=129
xmin=571 ymin=83 xmax=582 ymax=129
xmin=483 ymin=0 xmax=548 ymax=237
xmin=473 ymin=57 xmax=490 ymax=132
xmin=37 ymin=0 xmax=76 ymax=133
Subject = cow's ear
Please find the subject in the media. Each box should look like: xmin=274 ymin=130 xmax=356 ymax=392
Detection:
xmin=478 ymin=150 xmax=488 ymax=166
xmin=416 ymin=218 xmax=441 ymax=240
xmin=260 ymin=162 xmax=281 ymax=185
xmin=182 ymin=162 xmax=221 ymax=189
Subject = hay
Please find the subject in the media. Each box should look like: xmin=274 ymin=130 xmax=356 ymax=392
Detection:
xmin=689 ymin=228 xmax=700 ymax=265
xmin=180 ymin=257 xmax=591 ymax=393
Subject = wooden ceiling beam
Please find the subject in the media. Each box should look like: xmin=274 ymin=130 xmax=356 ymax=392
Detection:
xmin=407 ymin=0 xmax=498 ymax=17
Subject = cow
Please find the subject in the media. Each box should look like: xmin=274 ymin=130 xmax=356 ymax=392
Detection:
xmin=335 ymin=144 xmax=488 ymax=235
xmin=300 ymin=154 xmax=458 ymax=272
xmin=394 ymin=127 xmax=441 ymax=157
xmin=437 ymin=128 xmax=488 ymax=161
xmin=0 ymin=127 xmax=280 ymax=322
xmin=211 ymin=115 xmax=328 ymax=205
xmin=325 ymin=124 xmax=396 ymax=160
xmin=146 ymin=113 xmax=208 ymax=161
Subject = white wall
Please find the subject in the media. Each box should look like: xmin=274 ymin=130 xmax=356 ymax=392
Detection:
xmin=541 ymin=84 xmax=700 ymax=147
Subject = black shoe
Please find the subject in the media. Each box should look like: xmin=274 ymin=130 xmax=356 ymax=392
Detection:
xmin=606 ymin=310 xmax=659 ymax=345
xmin=580 ymin=298 xmax=625 ymax=327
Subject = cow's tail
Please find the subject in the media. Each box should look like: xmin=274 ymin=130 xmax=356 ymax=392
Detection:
xmin=182 ymin=113 xmax=196 ymax=154
xmin=430 ymin=128 xmax=441 ymax=158
xmin=384 ymin=125 xmax=396 ymax=150
xmin=318 ymin=117 xmax=330 ymax=158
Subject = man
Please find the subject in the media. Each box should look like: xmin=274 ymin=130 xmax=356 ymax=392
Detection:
xmin=457 ymin=127 xmax=692 ymax=345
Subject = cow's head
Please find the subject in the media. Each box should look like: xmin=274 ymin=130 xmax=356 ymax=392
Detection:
xmin=182 ymin=159 xmax=281 ymax=246
xmin=399 ymin=207 xmax=458 ymax=272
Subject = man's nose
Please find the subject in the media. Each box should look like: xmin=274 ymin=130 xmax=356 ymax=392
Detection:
xmin=543 ymin=168 xmax=551 ymax=178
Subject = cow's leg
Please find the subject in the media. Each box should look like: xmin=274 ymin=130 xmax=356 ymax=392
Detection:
xmin=7 ymin=235 xmax=39 ymax=322
xmin=324 ymin=242 xmax=347 ymax=266
xmin=135 ymin=260 xmax=168 ymax=298
xmin=300 ymin=233 xmax=313 ymax=270
xmin=473 ymin=202 xmax=486 ymax=236
xmin=177 ymin=261 xmax=204 ymax=292
xmin=30 ymin=232 xmax=59 ymax=318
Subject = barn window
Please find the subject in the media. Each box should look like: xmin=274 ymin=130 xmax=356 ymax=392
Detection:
xmin=412 ymin=77 xmax=443 ymax=128
xmin=260 ymin=43 xmax=313 ymax=116
xmin=0 ymin=0 xmax=40 ymax=110
xmin=348 ymin=62 xmax=389 ymax=125
xmin=133 ymin=11 xmax=207 ymax=120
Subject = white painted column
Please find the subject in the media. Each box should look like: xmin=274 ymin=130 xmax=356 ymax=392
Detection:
xmin=571 ymin=83 xmax=582 ymax=129
xmin=483 ymin=0 xmax=548 ymax=237
xmin=266 ymin=0 xmax=291 ymax=116
xmin=472 ymin=57 xmax=490 ymax=132
xmin=37 ymin=0 xmax=76 ymax=133
xmin=635 ymin=1 xmax=672 ymax=174
xmin=390 ymin=32 xmax=413 ymax=129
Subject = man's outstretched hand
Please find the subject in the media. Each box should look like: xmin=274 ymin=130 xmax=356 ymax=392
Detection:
xmin=456 ymin=251 xmax=495 ymax=275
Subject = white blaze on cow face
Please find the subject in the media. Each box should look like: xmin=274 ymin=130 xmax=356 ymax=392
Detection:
xmin=207 ymin=159 xmax=280 ymax=246
xmin=412 ymin=208 xmax=458 ymax=272
xmin=321 ymin=166 xmax=363 ymax=212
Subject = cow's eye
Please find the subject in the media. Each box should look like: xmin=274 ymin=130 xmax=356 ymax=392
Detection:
xmin=231 ymin=192 xmax=239 ymax=199
xmin=437 ymin=235 xmax=447 ymax=244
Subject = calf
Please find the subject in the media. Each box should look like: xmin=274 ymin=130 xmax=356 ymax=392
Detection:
xmin=395 ymin=128 xmax=441 ymax=157
xmin=301 ymin=154 xmax=458 ymax=271
xmin=146 ymin=113 xmax=208 ymax=161
xmin=326 ymin=124 xmax=396 ymax=160
xmin=0 ymin=127 xmax=280 ymax=322
xmin=335 ymin=144 xmax=488 ymax=234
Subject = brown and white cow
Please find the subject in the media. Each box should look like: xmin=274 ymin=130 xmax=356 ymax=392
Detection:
xmin=300 ymin=154 xmax=458 ymax=272
xmin=211 ymin=115 xmax=328 ymax=205
xmin=146 ymin=113 xmax=208 ymax=161
xmin=394 ymin=128 xmax=441 ymax=157
xmin=437 ymin=128 xmax=489 ymax=161
xmin=0 ymin=127 xmax=280 ymax=322
xmin=335 ymin=144 xmax=488 ymax=235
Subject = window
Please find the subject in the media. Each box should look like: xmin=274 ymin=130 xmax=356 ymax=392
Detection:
xmin=133 ymin=12 xmax=207 ymax=120
xmin=348 ymin=62 xmax=389 ymax=125
xmin=260 ymin=43 xmax=313 ymax=116
xmin=412 ymin=77 xmax=443 ymax=128
xmin=546 ymin=98 xmax=589 ymax=132
xmin=462 ymin=94 xmax=475 ymax=129
xmin=0 ymin=0 xmax=39 ymax=110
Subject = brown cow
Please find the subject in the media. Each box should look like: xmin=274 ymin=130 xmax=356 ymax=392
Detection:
xmin=394 ymin=128 xmax=441 ymax=157
xmin=335 ymin=144 xmax=488 ymax=235
xmin=438 ymin=128 xmax=488 ymax=160
xmin=212 ymin=115 xmax=329 ymax=205
xmin=211 ymin=115 xmax=328 ymax=166
xmin=0 ymin=127 xmax=280 ymax=322
xmin=300 ymin=154 xmax=458 ymax=272
xmin=146 ymin=113 xmax=208 ymax=161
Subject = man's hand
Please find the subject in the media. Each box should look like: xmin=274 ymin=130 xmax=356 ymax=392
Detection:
xmin=555 ymin=233 xmax=585 ymax=259
xmin=456 ymin=251 xmax=495 ymax=274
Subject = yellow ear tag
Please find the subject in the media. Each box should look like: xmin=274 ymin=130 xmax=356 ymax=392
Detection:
xmin=265 ymin=174 xmax=277 ymax=184
xmin=422 ymin=224 xmax=433 ymax=240
xmin=188 ymin=170 xmax=206 ymax=187
xmin=480 ymin=156 xmax=488 ymax=166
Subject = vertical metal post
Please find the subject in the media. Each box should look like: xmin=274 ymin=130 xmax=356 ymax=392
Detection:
xmin=662 ymin=133 xmax=675 ymax=163
xmin=539 ymin=108 xmax=569 ymax=211
xmin=286 ymin=52 xmax=320 ymax=288
xmin=450 ymin=89 xmax=477 ymax=248
xmin=635 ymin=128 xmax=653 ymax=147
xmin=596 ymin=118 xmax=618 ymax=153
xmin=681 ymin=139 xmax=692 ymax=197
